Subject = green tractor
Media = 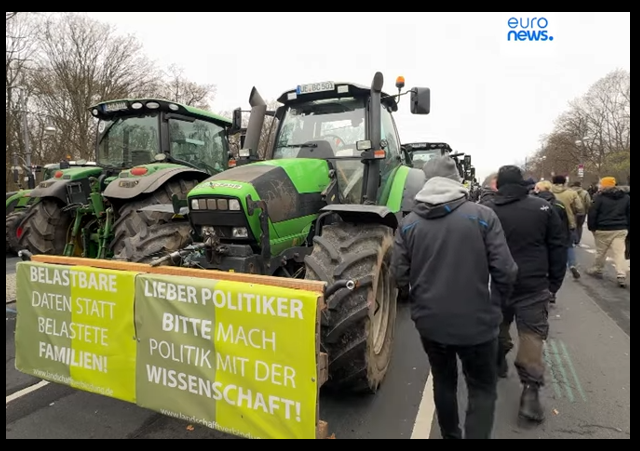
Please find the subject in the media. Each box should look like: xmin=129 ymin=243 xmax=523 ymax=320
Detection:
xmin=142 ymin=73 xmax=432 ymax=393
xmin=6 ymin=161 xmax=96 ymax=254
xmin=404 ymin=141 xmax=476 ymax=183
xmin=17 ymin=99 xmax=239 ymax=260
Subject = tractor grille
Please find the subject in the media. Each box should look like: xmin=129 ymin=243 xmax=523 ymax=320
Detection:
xmin=189 ymin=195 xmax=254 ymax=242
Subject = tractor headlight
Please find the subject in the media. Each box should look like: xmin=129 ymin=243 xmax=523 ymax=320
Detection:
xmin=229 ymin=199 xmax=241 ymax=211
xmin=191 ymin=199 xmax=199 ymax=210
xmin=232 ymin=227 xmax=248 ymax=238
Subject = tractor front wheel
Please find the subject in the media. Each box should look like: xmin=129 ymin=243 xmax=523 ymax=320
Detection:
xmin=17 ymin=199 xmax=72 ymax=255
xmin=304 ymin=223 xmax=398 ymax=393
xmin=6 ymin=209 xmax=26 ymax=255
xmin=111 ymin=179 xmax=199 ymax=263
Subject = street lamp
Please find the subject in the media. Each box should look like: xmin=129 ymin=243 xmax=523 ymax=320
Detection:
xmin=575 ymin=137 xmax=588 ymax=179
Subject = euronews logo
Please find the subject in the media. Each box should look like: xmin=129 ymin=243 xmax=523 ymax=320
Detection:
xmin=507 ymin=17 xmax=554 ymax=42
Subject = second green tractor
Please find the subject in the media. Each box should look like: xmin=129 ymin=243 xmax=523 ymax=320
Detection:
xmin=18 ymin=99 xmax=240 ymax=260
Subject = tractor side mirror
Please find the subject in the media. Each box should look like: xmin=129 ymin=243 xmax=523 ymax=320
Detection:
xmin=231 ymin=107 xmax=242 ymax=133
xmin=470 ymin=167 xmax=476 ymax=179
xmin=464 ymin=155 xmax=472 ymax=166
xmin=410 ymin=87 xmax=431 ymax=115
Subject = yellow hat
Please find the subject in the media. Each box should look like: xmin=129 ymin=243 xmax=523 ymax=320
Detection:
xmin=600 ymin=177 xmax=617 ymax=188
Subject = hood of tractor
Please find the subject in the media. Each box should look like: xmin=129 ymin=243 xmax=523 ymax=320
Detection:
xmin=188 ymin=159 xmax=332 ymax=248
xmin=117 ymin=162 xmax=186 ymax=179
xmin=48 ymin=166 xmax=103 ymax=181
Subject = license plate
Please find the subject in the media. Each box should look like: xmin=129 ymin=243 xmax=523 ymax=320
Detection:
xmin=103 ymin=102 xmax=128 ymax=112
xmin=296 ymin=82 xmax=335 ymax=95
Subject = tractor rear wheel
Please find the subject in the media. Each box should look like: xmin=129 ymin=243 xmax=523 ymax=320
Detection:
xmin=6 ymin=209 xmax=26 ymax=255
xmin=17 ymin=199 xmax=71 ymax=255
xmin=304 ymin=223 xmax=398 ymax=393
xmin=111 ymin=179 xmax=199 ymax=263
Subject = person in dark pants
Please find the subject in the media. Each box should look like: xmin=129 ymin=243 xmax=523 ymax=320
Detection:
xmin=570 ymin=181 xmax=592 ymax=245
xmin=534 ymin=181 xmax=572 ymax=305
xmin=480 ymin=166 xmax=567 ymax=424
xmin=624 ymin=177 xmax=630 ymax=260
xmin=392 ymin=156 xmax=517 ymax=439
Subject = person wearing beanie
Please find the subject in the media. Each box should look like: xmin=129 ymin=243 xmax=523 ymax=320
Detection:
xmin=480 ymin=165 xmax=567 ymax=424
xmin=570 ymin=181 xmax=592 ymax=245
xmin=587 ymin=176 xmax=630 ymax=287
xmin=551 ymin=175 xmax=584 ymax=279
xmin=392 ymin=156 xmax=517 ymax=439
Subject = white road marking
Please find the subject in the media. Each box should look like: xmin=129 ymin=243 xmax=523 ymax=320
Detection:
xmin=6 ymin=380 xmax=49 ymax=405
xmin=411 ymin=371 xmax=435 ymax=439
xmin=579 ymin=244 xmax=591 ymax=249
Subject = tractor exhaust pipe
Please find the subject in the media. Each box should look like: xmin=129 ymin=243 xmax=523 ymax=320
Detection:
xmin=241 ymin=87 xmax=267 ymax=159
xmin=363 ymin=72 xmax=384 ymax=203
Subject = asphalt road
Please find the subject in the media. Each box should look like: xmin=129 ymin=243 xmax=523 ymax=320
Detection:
xmin=5 ymin=234 xmax=630 ymax=439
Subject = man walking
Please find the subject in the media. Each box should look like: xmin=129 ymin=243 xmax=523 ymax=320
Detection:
xmin=392 ymin=156 xmax=517 ymax=440
xmin=481 ymin=166 xmax=567 ymax=424
xmin=570 ymin=181 xmax=592 ymax=244
xmin=551 ymin=175 xmax=584 ymax=278
xmin=478 ymin=173 xmax=498 ymax=204
xmin=587 ymin=177 xmax=630 ymax=288
xmin=534 ymin=181 xmax=572 ymax=305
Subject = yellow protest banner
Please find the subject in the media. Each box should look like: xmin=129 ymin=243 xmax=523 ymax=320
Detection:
xmin=15 ymin=261 xmax=137 ymax=402
xmin=134 ymin=273 xmax=319 ymax=439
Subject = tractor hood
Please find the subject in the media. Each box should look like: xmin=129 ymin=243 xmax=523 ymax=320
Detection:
xmin=50 ymin=166 xmax=103 ymax=181
xmin=188 ymin=159 xmax=332 ymax=243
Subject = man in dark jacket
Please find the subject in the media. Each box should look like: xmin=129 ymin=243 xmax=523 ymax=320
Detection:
xmin=477 ymin=172 xmax=498 ymax=204
xmin=534 ymin=180 xmax=572 ymax=304
xmin=392 ymin=156 xmax=517 ymax=440
xmin=587 ymin=177 xmax=630 ymax=287
xmin=480 ymin=166 xmax=567 ymax=424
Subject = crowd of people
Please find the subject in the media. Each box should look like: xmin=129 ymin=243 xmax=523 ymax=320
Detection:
xmin=391 ymin=156 xmax=630 ymax=439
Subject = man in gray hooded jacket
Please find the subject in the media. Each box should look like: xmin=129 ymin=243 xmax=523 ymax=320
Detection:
xmin=392 ymin=156 xmax=518 ymax=440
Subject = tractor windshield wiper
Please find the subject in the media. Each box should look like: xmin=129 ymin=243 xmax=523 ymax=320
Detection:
xmin=278 ymin=143 xmax=317 ymax=148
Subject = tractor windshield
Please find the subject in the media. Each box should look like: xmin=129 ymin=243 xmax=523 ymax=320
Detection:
xmin=168 ymin=118 xmax=228 ymax=174
xmin=411 ymin=149 xmax=442 ymax=169
xmin=273 ymin=97 xmax=366 ymax=159
xmin=97 ymin=114 xmax=160 ymax=168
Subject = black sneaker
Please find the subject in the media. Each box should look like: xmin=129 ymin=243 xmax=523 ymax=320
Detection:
xmin=617 ymin=276 xmax=627 ymax=288
xmin=570 ymin=266 xmax=581 ymax=279
xmin=549 ymin=292 xmax=557 ymax=305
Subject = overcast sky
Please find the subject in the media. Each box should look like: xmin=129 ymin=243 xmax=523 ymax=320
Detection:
xmin=85 ymin=12 xmax=630 ymax=179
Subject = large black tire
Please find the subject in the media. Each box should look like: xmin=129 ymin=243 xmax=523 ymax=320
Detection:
xmin=111 ymin=179 xmax=199 ymax=263
xmin=304 ymin=223 xmax=398 ymax=393
xmin=6 ymin=209 xmax=26 ymax=255
xmin=17 ymin=199 xmax=72 ymax=255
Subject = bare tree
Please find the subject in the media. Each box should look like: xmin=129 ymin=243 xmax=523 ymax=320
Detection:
xmin=155 ymin=64 xmax=216 ymax=110
xmin=528 ymin=69 xmax=630 ymax=181
xmin=6 ymin=12 xmax=39 ymax=190
xmin=27 ymin=13 xmax=162 ymax=162
xmin=6 ymin=12 xmax=18 ymax=21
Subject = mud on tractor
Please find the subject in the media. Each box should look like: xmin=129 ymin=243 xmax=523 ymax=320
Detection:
xmin=141 ymin=73 xmax=432 ymax=393
xmin=17 ymin=99 xmax=240 ymax=260
xmin=6 ymin=161 xmax=96 ymax=255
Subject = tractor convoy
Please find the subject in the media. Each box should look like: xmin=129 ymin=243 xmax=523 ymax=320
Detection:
xmin=9 ymin=72 xmax=477 ymax=395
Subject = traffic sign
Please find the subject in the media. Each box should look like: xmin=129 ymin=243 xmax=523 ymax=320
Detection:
xmin=578 ymin=167 xmax=585 ymax=178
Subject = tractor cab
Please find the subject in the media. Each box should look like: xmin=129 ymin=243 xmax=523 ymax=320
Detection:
xmin=91 ymin=99 xmax=231 ymax=175
xmin=403 ymin=142 xmax=453 ymax=170
xmin=234 ymin=77 xmax=430 ymax=205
